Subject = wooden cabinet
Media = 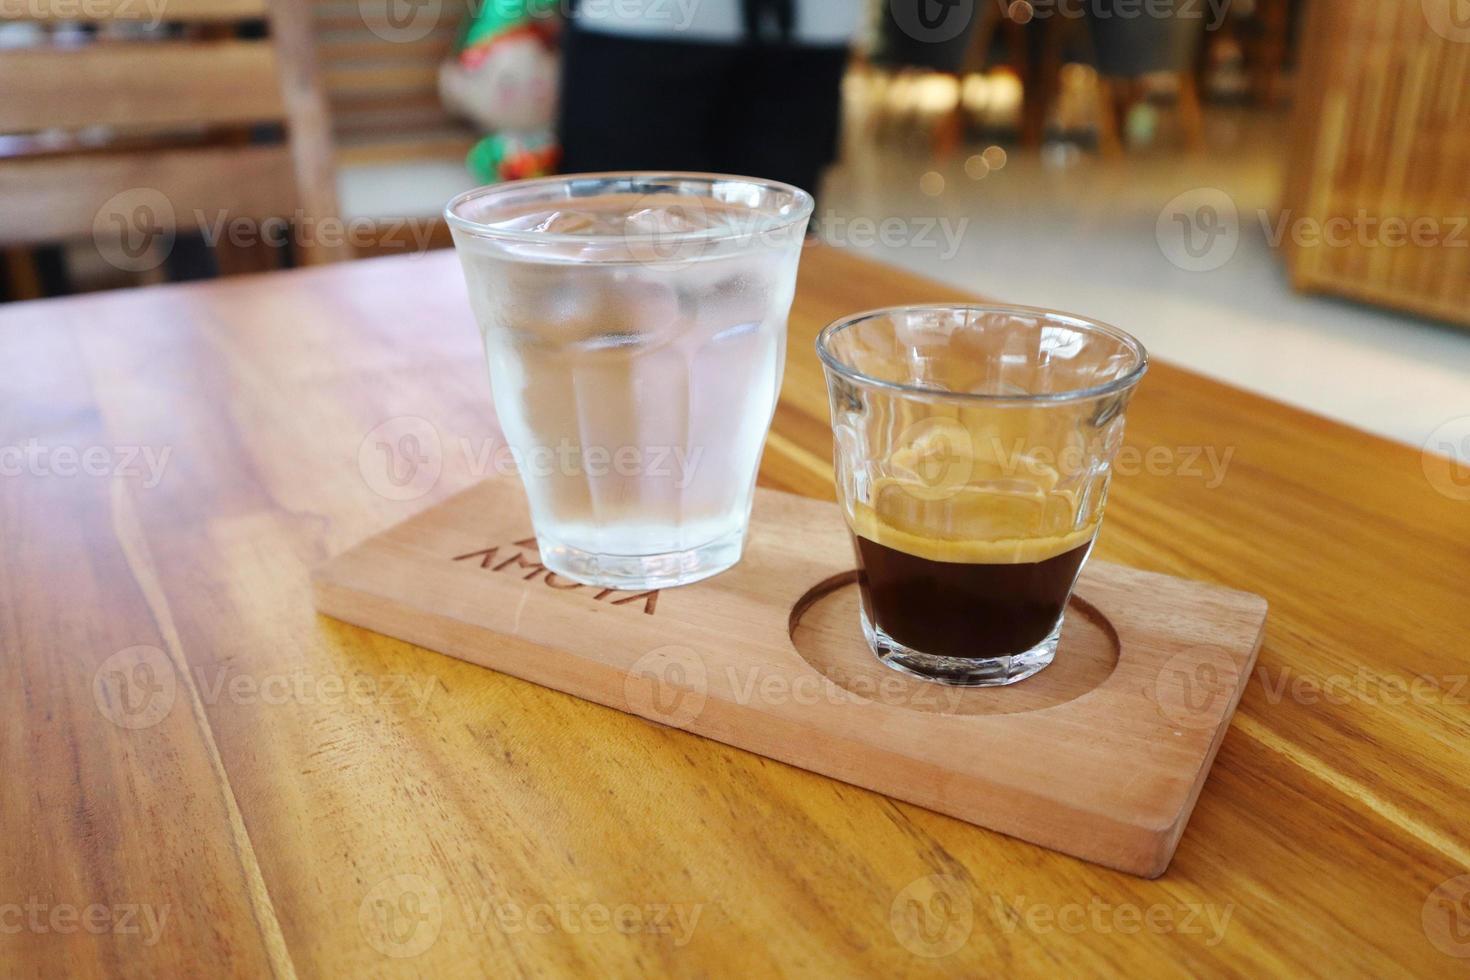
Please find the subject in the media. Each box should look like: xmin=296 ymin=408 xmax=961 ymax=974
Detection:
xmin=1282 ymin=0 xmax=1470 ymax=326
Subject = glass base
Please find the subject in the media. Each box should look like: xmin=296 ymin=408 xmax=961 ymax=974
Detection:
xmin=861 ymin=609 xmax=1063 ymax=687
xmin=537 ymin=527 xmax=744 ymax=591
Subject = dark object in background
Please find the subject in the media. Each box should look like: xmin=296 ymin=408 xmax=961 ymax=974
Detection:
xmin=1088 ymin=0 xmax=1206 ymax=76
xmin=871 ymin=0 xmax=982 ymax=73
xmin=558 ymin=29 xmax=846 ymax=197
xmin=556 ymin=0 xmax=852 ymax=199
xmin=0 ymin=246 xmax=66 ymax=301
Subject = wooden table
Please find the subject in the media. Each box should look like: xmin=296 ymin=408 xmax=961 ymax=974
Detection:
xmin=3 ymin=246 xmax=1467 ymax=977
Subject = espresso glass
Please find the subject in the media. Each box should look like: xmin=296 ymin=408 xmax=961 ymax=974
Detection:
xmin=816 ymin=305 xmax=1147 ymax=686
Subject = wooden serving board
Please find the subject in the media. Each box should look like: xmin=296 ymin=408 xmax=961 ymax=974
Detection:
xmin=312 ymin=478 xmax=1267 ymax=877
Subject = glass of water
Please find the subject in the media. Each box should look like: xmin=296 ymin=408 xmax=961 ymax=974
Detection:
xmin=446 ymin=173 xmax=813 ymax=590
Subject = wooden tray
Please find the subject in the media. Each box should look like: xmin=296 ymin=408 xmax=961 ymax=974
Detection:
xmin=313 ymin=479 xmax=1267 ymax=877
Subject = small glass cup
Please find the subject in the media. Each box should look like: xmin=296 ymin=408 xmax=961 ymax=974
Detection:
xmin=446 ymin=173 xmax=812 ymax=590
xmin=816 ymin=304 xmax=1148 ymax=686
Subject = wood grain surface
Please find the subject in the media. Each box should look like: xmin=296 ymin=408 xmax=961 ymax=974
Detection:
xmin=2 ymin=245 xmax=1468 ymax=977
xmin=0 ymin=42 xmax=286 ymax=133
xmin=311 ymin=479 xmax=1266 ymax=878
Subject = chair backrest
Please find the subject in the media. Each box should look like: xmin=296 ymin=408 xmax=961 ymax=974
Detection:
xmin=0 ymin=0 xmax=345 ymax=264
xmin=312 ymin=0 xmax=473 ymax=166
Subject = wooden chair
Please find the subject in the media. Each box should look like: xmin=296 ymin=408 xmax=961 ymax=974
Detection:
xmin=1088 ymin=8 xmax=1208 ymax=157
xmin=0 ymin=0 xmax=345 ymax=298
xmin=311 ymin=0 xmax=476 ymax=166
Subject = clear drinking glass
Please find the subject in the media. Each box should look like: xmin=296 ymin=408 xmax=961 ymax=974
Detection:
xmin=816 ymin=305 xmax=1148 ymax=686
xmin=446 ymin=173 xmax=812 ymax=589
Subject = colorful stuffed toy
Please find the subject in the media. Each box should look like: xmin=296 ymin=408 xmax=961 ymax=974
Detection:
xmin=438 ymin=0 xmax=561 ymax=183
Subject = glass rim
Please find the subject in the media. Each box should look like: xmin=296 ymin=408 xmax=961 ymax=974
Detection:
xmin=443 ymin=171 xmax=816 ymax=246
xmin=815 ymin=303 xmax=1149 ymax=405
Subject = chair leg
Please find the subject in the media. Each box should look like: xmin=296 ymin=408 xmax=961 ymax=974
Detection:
xmin=2 ymin=247 xmax=44 ymax=301
xmin=213 ymin=238 xmax=282 ymax=278
xmin=936 ymin=0 xmax=1003 ymax=156
xmin=1177 ymin=72 xmax=1206 ymax=152
xmin=1095 ymin=78 xmax=1124 ymax=158
xmin=932 ymin=73 xmax=966 ymax=162
xmin=1014 ymin=15 xmax=1069 ymax=149
xmin=1252 ymin=0 xmax=1290 ymax=106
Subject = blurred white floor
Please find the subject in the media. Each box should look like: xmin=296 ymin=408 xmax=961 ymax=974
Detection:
xmin=820 ymin=108 xmax=1470 ymax=450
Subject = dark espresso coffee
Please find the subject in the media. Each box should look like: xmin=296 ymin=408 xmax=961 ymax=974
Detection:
xmin=850 ymin=502 xmax=1094 ymax=660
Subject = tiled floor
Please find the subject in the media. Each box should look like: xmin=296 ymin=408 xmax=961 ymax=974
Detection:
xmin=819 ymin=108 xmax=1470 ymax=450
xmin=340 ymin=106 xmax=1470 ymax=450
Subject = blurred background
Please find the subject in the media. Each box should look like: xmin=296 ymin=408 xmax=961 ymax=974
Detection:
xmin=1 ymin=0 xmax=1467 ymax=447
